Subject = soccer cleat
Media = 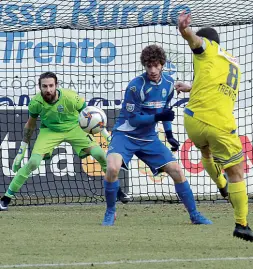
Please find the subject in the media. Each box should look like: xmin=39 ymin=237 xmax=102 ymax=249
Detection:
xmin=117 ymin=188 xmax=130 ymax=204
xmin=233 ymin=223 xmax=253 ymax=242
xmin=190 ymin=212 xmax=213 ymax=225
xmin=102 ymin=209 xmax=116 ymax=226
xmin=0 ymin=196 xmax=11 ymax=211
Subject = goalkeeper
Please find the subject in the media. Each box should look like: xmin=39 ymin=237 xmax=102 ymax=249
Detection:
xmin=102 ymin=44 xmax=212 ymax=226
xmin=177 ymin=11 xmax=253 ymax=241
xmin=0 ymin=72 xmax=129 ymax=210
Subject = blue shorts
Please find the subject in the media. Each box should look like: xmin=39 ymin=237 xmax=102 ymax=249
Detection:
xmin=107 ymin=132 xmax=176 ymax=176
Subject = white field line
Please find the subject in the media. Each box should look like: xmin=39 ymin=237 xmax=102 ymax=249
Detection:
xmin=0 ymin=257 xmax=253 ymax=268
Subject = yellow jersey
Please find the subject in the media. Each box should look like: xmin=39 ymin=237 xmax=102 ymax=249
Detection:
xmin=185 ymin=37 xmax=241 ymax=133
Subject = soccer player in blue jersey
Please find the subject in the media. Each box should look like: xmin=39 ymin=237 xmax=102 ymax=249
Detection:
xmin=102 ymin=45 xmax=212 ymax=226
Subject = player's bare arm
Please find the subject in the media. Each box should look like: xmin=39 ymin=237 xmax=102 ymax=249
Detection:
xmin=11 ymin=116 xmax=38 ymax=173
xmin=178 ymin=11 xmax=203 ymax=49
xmin=23 ymin=117 xmax=37 ymax=143
xmin=175 ymin=82 xmax=192 ymax=94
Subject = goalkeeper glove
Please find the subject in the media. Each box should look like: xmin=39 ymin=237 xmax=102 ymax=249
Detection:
xmin=101 ymin=128 xmax=112 ymax=145
xmin=154 ymin=109 xmax=175 ymax=122
xmin=165 ymin=130 xmax=180 ymax=152
xmin=12 ymin=141 xmax=28 ymax=172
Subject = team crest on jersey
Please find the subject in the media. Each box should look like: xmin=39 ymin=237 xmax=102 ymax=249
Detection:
xmin=57 ymin=104 xmax=64 ymax=112
xmin=162 ymin=88 xmax=167 ymax=98
xmin=130 ymin=86 xmax=136 ymax=92
xmin=126 ymin=103 xmax=135 ymax=112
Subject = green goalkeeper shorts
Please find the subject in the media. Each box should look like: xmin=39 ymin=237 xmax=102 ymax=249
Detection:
xmin=32 ymin=125 xmax=98 ymax=159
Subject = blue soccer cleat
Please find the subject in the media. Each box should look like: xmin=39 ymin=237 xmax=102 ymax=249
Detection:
xmin=102 ymin=209 xmax=116 ymax=226
xmin=190 ymin=212 xmax=213 ymax=225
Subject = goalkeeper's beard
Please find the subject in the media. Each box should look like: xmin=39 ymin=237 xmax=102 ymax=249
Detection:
xmin=41 ymin=91 xmax=57 ymax=103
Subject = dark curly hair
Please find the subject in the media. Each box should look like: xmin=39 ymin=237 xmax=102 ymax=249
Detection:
xmin=39 ymin=72 xmax=58 ymax=87
xmin=140 ymin=45 xmax=167 ymax=67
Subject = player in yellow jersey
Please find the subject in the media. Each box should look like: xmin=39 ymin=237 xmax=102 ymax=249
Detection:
xmin=177 ymin=11 xmax=253 ymax=241
xmin=0 ymin=72 xmax=129 ymax=210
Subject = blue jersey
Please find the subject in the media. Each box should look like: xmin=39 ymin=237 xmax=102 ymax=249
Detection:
xmin=114 ymin=72 xmax=174 ymax=140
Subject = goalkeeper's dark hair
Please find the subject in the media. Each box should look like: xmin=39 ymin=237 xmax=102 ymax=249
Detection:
xmin=39 ymin=72 xmax=58 ymax=87
xmin=196 ymin=27 xmax=220 ymax=45
xmin=140 ymin=45 xmax=167 ymax=67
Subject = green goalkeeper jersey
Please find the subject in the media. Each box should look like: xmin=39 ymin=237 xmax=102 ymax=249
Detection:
xmin=28 ymin=88 xmax=86 ymax=132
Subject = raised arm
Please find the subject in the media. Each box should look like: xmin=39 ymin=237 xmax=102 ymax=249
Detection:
xmin=178 ymin=11 xmax=203 ymax=50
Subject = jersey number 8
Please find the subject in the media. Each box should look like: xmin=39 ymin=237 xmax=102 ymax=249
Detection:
xmin=227 ymin=63 xmax=238 ymax=91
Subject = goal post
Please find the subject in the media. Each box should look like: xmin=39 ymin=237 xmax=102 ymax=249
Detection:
xmin=0 ymin=0 xmax=252 ymax=205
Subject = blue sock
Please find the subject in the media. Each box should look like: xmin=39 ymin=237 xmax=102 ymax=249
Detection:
xmin=103 ymin=179 xmax=119 ymax=211
xmin=175 ymin=181 xmax=197 ymax=216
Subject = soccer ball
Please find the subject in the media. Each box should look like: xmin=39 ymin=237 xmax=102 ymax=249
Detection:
xmin=79 ymin=106 xmax=107 ymax=134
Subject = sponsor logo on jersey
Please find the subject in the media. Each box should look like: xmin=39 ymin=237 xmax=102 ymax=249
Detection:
xmin=57 ymin=104 xmax=64 ymax=112
xmin=143 ymin=101 xmax=165 ymax=108
xmin=126 ymin=103 xmax=135 ymax=112
xmin=218 ymin=46 xmax=239 ymax=66
xmin=145 ymin=87 xmax=153 ymax=94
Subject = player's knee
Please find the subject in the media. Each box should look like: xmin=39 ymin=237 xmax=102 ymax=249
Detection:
xmin=106 ymin=165 xmax=120 ymax=180
xmin=106 ymin=160 xmax=121 ymax=180
xmin=27 ymin=156 xmax=42 ymax=171
xmin=106 ymin=153 xmax=122 ymax=180
xmin=225 ymin=162 xmax=244 ymax=183
xmin=164 ymin=162 xmax=185 ymax=183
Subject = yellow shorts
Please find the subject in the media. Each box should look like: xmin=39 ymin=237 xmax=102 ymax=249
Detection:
xmin=184 ymin=114 xmax=243 ymax=169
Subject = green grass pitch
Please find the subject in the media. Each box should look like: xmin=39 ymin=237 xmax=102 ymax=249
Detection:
xmin=0 ymin=203 xmax=253 ymax=269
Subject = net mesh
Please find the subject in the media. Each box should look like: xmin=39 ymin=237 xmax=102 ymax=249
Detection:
xmin=0 ymin=0 xmax=252 ymax=31
xmin=0 ymin=0 xmax=252 ymax=205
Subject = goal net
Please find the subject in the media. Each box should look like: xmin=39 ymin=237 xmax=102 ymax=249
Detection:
xmin=0 ymin=0 xmax=252 ymax=205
